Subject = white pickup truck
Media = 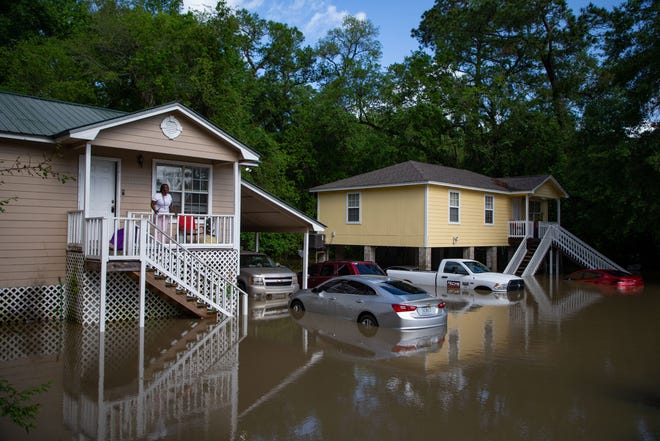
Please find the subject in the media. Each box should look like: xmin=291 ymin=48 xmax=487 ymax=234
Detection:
xmin=386 ymin=259 xmax=524 ymax=292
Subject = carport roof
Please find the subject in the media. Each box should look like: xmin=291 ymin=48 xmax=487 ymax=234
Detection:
xmin=241 ymin=180 xmax=325 ymax=234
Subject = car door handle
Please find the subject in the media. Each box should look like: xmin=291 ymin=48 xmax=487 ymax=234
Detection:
xmin=355 ymin=299 xmax=364 ymax=303
xmin=441 ymin=276 xmax=448 ymax=279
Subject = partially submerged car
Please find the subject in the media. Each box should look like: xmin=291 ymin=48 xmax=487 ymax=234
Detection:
xmin=565 ymin=269 xmax=643 ymax=287
xmin=289 ymin=275 xmax=447 ymax=330
xmin=299 ymin=260 xmax=385 ymax=288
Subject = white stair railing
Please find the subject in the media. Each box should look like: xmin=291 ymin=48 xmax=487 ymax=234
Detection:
xmin=551 ymin=225 xmax=627 ymax=272
xmin=142 ymin=219 xmax=240 ymax=318
xmin=520 ymin=225 xmax=627 ymax=276
xmin=504 ymin=239 xmax=527 ymax=274
xmin=521 ymin=230 xmax=554 ymax=276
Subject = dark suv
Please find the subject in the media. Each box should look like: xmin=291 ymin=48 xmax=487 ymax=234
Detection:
xmin=299 ymin=260 xmax=385 ymax=288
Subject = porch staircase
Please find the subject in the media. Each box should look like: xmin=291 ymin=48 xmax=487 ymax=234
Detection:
xmin=128 ymin=270 xmax=218 ymax=319
xmin=514 ymin=239 xmax=540 ymax=277
xmin=505 ymin=225 xmax=627 ymax=276
xmin=141 ymin=224 xmax=241 ymax=319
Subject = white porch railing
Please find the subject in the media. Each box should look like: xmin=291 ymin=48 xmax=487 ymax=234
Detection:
xmin=67 ymin=212 xmax=242 ymax=319
xmin=508 ymin=220 xmax=532 ymax=238
xmin=128 ymin=212 xmax=234 ymax=247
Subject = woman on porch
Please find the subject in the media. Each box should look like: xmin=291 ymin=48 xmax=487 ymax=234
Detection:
xmin=151 ymin=183 xmax=176 ymax=241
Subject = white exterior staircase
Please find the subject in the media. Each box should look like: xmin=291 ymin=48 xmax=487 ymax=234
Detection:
xmin=505 ymin=224 xmax=627 ymax=276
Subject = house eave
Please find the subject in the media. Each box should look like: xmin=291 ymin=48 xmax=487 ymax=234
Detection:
xmin=64 ymin=102 xmax=260 ymax=163
xmin=311 ymin=180 xmax=513 ymax=195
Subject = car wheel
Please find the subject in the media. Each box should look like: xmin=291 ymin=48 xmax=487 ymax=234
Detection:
xmin=358 ymin=313 xmax=378 ymax=327
xmin=290 ymin=299 xmax=305 ymax=319
xmin=357 ymin=313 xmax=378 ymax=336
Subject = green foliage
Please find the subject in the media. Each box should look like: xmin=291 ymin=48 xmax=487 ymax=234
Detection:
xmin=0 ymin=377 xmax=51 ymax=433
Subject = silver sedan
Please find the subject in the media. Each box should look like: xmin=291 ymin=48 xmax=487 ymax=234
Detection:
xmin=288 ymin=275 xmax=447 ymax=329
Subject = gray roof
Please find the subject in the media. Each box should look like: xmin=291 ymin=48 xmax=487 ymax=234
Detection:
xmin=0 ymin=91 xmax=126 ymax=137
xmin=310 ymin=160 xmax=559 ymax=194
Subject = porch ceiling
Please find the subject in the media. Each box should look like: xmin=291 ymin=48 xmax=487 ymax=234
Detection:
xmin=240 ymin=180 xmax=325 ymax=234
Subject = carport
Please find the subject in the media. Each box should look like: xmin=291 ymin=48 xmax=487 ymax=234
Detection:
xmin=241 ymin=180 xmax=325 ymax=289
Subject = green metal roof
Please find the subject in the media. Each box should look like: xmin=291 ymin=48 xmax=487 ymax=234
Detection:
xmin=0 ymin=91 xmax=126 ymax=137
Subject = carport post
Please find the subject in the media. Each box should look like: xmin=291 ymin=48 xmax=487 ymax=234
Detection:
xmin=302 ymin=232 xmax=309 ymax=289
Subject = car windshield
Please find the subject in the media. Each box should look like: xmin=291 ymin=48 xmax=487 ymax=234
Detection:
xmin=241 ymin=254 xmax=275 ymax=268
xmin=379 ymin=280 xmax=428 ymax=296
xmin=463 ymin=261 xmax=491 ymax=273
xmin=356 ymin=263 xmax=385 ymax=275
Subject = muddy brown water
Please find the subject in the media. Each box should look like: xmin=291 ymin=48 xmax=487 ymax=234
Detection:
xmin=0 ymin=275 xmax=658 ymax=441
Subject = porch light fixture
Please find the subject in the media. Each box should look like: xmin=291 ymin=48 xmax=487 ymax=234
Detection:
xmin=137 ymin=154 xmax=144 ymax=168
xmin=452 ymin=236 xmax=459 ymax=245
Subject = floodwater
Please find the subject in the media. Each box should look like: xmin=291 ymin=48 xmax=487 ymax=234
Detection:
xmin=1 ymin=275 xmax=659 ymax=441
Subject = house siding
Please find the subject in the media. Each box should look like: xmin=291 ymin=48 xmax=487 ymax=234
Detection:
xmin=534 ymin=181 xmax=564 ymax=199
xmin=318 ymin=186 xmax=425 ymax=247
xmin=0 ymin=142 xmax=78 ymax=287
xmin=91 ymin=115 xmax=241 ymax=162
xmin=426 ymin=187 xmax=511 ymax=247
xmin=85 ymin=147 xmax=236 ymax=216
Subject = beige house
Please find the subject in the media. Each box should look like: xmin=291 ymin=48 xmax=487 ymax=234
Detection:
xmin=0 ymin=92 xmax=323 ymax=328
xmin=310 ymin=161 xmax=571 ymax=272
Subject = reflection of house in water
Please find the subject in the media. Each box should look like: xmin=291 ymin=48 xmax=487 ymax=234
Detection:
xmin=516 ymin=276 xmax=602 ymax=324
xmin=62 ymin=318 xmax=244 ymax=440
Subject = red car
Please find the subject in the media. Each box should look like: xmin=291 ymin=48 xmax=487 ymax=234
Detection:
xmin=299 ymin=260 xmax=386 ymax=288
xmin=565 ymin=269 xmax=644 ymax=287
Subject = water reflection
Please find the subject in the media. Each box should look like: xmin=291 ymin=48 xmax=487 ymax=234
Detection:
xmin=292 ymin=311 xmax=447 ymax=362
xmin=0 ymin=276 xmax=657 ymax=440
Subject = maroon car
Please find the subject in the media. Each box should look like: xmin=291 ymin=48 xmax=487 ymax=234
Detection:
xmin=565 ymin=269 xmax=643 ymax=287
xmin=299 ymin=260 xmax=386 ymax=288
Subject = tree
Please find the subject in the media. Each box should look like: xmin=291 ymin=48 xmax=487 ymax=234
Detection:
xmin=0 ymin=150 xmax=74 ymax=213
xmin=0 ymin=378 xmax=50 ymax=433
xmin=410 ymin=0 xmax=593 ymax=173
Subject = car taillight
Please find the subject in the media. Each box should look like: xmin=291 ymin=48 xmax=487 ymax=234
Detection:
xmin=438 ymin=301 xmax=446 ymax=309
xmin=392 ymin=304 xmax=417 ymax=312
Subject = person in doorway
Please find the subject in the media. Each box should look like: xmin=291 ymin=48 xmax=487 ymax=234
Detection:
xmin=151 ymin=183 xmax=176 ymax=241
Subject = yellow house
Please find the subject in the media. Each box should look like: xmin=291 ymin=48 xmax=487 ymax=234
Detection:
xmin=310 ymin=161 xmax=569 ymax=271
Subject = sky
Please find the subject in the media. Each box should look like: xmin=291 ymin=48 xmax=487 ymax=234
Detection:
xmin=182 ymin=0 xmax=624 ymax=67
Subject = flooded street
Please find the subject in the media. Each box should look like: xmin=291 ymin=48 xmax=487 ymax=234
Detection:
xmin=1 ymin=275 xmax=659 ymax=441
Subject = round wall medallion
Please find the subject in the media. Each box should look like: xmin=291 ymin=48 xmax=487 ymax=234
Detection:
xmin=161 ymin=116 xmax=182 ymax=140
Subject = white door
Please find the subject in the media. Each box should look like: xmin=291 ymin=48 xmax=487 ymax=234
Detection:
xmin=80 ymin=157 xmax=118 ymax=217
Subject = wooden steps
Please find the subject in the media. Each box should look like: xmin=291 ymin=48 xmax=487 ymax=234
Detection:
xmin=129 ymin=271 xmax=218 ymax=319
xmin=516 ymin=239 xmax=541 ymax=276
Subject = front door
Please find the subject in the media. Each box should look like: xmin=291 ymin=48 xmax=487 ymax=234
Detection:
xmin=80 ymin=156 xmax=118 ymax=217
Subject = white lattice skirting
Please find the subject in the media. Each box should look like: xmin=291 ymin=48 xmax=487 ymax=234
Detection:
xmin=0 ymin=249 xmax=239 ymax=325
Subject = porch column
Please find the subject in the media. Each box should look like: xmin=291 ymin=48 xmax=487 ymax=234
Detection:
xmin=233 ymin=162 xmax=241 ymax=250
xmin=557 ymin=199 xmax=561 ymax=226
xmin=463 ymin=247 xmax=475 ymax=260
xmin=418 ymin=247 xmax=432 ymax=271
xmin=364 ymin=245 xmax=376 ymax=262
xmin=84 ymin=143 xmax=92 ymax=218
xmin=525 ymin=195 xmax=530 ymax=238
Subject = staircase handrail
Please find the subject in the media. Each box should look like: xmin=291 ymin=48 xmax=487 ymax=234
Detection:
xmin=504 ymin=239 xmax=527 ymax=274
xmin=521 ymin=228 xmax=554 ymax=276
xmin=552 ymin=225 xmax=627 ymax=272
xmin=141 ymin=219 xmax=239 ymax=318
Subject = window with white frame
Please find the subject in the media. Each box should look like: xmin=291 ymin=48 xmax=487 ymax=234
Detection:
xmin=484 ymin=195 xmax=494 ymax=225
xmin=449 ymin=191 xmax=460 ymax=223
xmin=155 ymin=163 xmax=210 ymax=214
xmin=346 ymin=192 xmax=361 ymax=223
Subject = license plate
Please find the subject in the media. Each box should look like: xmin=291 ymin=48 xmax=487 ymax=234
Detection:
xmin=418 ymin=306 xmax=435 ymax=315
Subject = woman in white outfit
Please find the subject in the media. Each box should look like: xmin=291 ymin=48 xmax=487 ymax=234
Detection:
xmin=151 ymin=183 xmax=175 ymax=241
